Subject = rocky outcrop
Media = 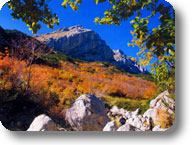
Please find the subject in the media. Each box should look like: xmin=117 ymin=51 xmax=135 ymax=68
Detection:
xmin=27 ymin=114 xmax=57 ymax=131
xmin=108 ymin=107 xmax=151 ymax=131
xmin=103 ymin=121 xmax=118 ymax=131
xmin=126 ymin=116 xmax=151 ymax=131
xmin=34 ymin=25 xmax=148 ymax=74
xmin=143 ymin=91 xmax=175 ymax=126
xmin=109 ymin=106 xmax=142 ymax=119
xmin=117 ymin=122 xmax=137 ymax=131
xmin=65 ymin=94 xmax=110 ymax=131
xmin=149 ymin=91 xmax=175 ymax=111
xmin=112 ymin=49 xmax=149 ymax=74
xmin=105 ymin=91 xmax=175 ymax=131
xmin=14 ymin=91 xmax=174 ymax=131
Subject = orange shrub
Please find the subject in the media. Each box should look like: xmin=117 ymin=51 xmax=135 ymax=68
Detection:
xmin=0 ymin=56 xmax=157 ymax=117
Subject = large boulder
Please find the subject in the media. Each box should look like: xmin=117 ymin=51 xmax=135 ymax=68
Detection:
xmin=65 ymin=94 xmax=110 ymax=131
xmin=27 ymin=114 xmax=57 ymax=131
xmin=149 ymin=91 xmax=175 ymax=111
xmin=103 ymin=121 xmax=118 ymax=131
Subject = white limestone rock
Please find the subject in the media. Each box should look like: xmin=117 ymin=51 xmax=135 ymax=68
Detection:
xmin=65 ymin=94 xmax=110 ymax=131
xmin=152 ymin=125 xmax=167 ymax=131
xmin=110 ymin=106 xmax=120 ymax=116
xmin=117 ymin=122 xmax=137 ymax=131
xmin=126 ymin=116 xmax=151 ymax=131
xmin=103 ymin=121 xmax=118 ymax=131
xmin=27 ymin=114 xmax=57 ymax=131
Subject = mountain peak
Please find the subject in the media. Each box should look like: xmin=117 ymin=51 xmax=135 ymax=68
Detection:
xmin=113 ymin=49 xmax=125 ymax=55
xmin=34 ymin=26 xmax=148 ymax=74
xmin=51 ymin=25 xmax=90 ymax=34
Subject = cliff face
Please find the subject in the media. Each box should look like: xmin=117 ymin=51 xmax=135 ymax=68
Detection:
xmin=34 ymin=25 xmax=114 ymax=62
xmin=34 ymin=25 xmax=148 ymax=74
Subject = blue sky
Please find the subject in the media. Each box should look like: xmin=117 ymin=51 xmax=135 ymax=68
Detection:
xmin=0 ymin=0 xmax=173 ymax=70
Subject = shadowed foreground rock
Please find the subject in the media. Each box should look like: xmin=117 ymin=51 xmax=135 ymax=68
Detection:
xmin=27 ymin=114 xmax=57 ymax=131
xmin=65 ymin=94 xmax=110 ymax=131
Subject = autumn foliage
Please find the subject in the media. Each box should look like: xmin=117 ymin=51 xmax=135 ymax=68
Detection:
xmin=156 ymin=107 xmax=175 ymax=129
xmin=0 ymin=53 xmax=157 ymax=117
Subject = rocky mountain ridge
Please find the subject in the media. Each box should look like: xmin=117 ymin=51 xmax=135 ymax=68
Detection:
xmin=34 ymin=25 xmax=114 ymax=62
xmin=34 ymin=25 xmax=148 ymax=74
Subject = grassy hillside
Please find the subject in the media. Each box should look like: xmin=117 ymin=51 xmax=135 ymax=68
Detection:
xmin=0 ymin=51 xmax=157 ymax=121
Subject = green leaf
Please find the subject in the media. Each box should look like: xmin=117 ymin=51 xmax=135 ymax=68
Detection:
xmin=96 ymin=0 xmax=99 ymax=4
xmin=144 ymin=19 xmax=149 ymax=25
xmin=132 ymin=23 xmax=138 ymax=29
xmin=152 ymin=28 xmax=158 ymax=32
xmin=169 ymin=49 xmax=175 ymax=56
xmin=130 ymin=20 xmax=135 ymax=24
xmin=139 ymin=18 xmax=143 ymax=24
xmin=135 ymin=17 xmax=139 ymax=22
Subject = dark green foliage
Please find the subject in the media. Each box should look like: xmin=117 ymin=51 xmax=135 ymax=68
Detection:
xmin=36 ymin=55 xmax=61 ymax=67
xmin=87 ymin=67 xmax=96 ymax=74
xmin=128 ymin=73 xmax=155 ymax=82
xmin=48 ymin=51 xmax=75 ymax=63
xmin=5 ymin=29 xmax=23 ymax=35
xmin=7 ymin=0 xmax=59 ymax=34
xmin=114 ymin=99 xmax=150 ymax=114
xmin=0 ymin=87 xmax=45 ymax=131
xmin=35 ymin=51 xmax=75 ymax=67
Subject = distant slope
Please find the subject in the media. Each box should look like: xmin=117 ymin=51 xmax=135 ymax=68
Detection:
xmin=0 ymin=26 xmax=53 ymax=58
xmin=0 ymin=26 xmax=11 ymax=48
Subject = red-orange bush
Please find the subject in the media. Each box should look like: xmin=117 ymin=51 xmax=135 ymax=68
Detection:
xmin=0 ymin=57 xmax=157 ymax=117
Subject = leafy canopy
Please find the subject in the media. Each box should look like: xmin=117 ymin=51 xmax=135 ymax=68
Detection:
xmin=7 ymin=0 xmax=59 ymax=34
